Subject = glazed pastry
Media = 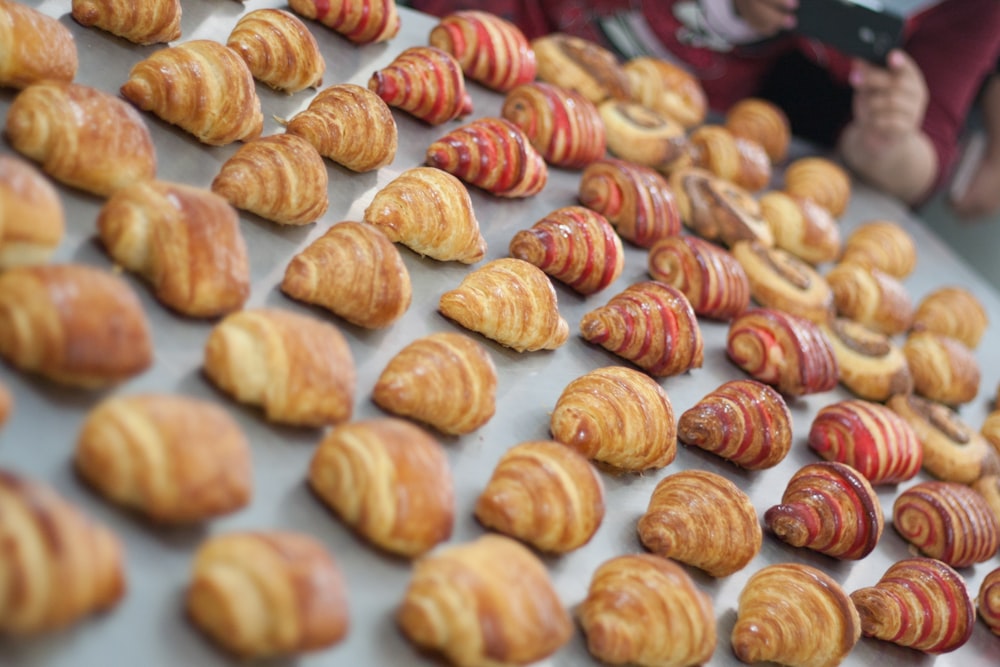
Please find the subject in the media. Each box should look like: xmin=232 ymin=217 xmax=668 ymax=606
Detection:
xmin=203 ymin=308 xmax=356 ymax=427
xmin=550 ymin=365 xmax=675 ymax=472
xmin=758 ymin=190 xmax=841 ymax=265
xmin=911 ymin=286 xmax=989 ymax=348
xmin=531 ymin=32 xmax=629 ymax=104
xmin=671 ymin=167 xmax=774 ymax=248
xmin=288 ymin=0 xmax=399 ymax=44
xmin=121 ymin=39 xmax=263 ymax=146
xmin=851 ymin=558 xmax=975 ymax=653
xmin=903 ymin=331 xmax=980 ymax=406
xmin=819 ymin=318 xmax=913 ymax=401
xmin=678 ymin=379 xmax=792 ymax=470
xmin=227 ymin=8 xmax=324 ymax=93
xmin=5 ymin=81 xmax=156 ymax=197
xmin=475 ymin=440 xmax=604 ymax=553
xmin=638 ymin=470 xmax=761 ymax=577
xmin=598 ymin=100 xmax=689 ymax=173
xmin=687 ymin=124 xmax=772 ymax=192
xmin=578 ymin=158 xmax=681 ymax=247
xmin=363 ymin=166 xmax=486 ymax=263
xmin=369 ymin=46 xmax=473 ymax=125
xmin=284 ymin=83 xmax=397 ymax=172
xmin=725 ymin=97 xmax=790 ymax=164
xmin=309 ymin=418 xmax=453 ymax=557
xmin=75 ymin=394 xmax=252 ymax=523
xmin=648 ymin=235 xmax=750 ymax=320
xmin=71 ymin=0 xmax=181 ymax=45
xmin=187 ymin=531 xmax=349 ymax=658
xmin=0 ymin=468 xmax=125 ymax=634
xmin=783 ymin=156 xmax=851 ymax=218
xmin=766 ymin=461 xmax=883 ymax=560
xmin=732 ymin=240 xmax=835 ymax=324
xmin=826 ymin=263 xmax=913 ymax=335
xmin=0 ymin=264 xmax=152 ymax=388
xmin=622 ymin=56 xmax=707 ymax=129
xmin=980 ymin=566 xmax=1000 ymax=636
xmin=501 ymin=81 xmax=606 ymax=169
xmin=508 ymin=206 xmax=624 ymax=295
xmin=438 ymin=258 xmax=568 ymax=352
xmin=425 ymin=117 xmax=547 ymax=198
xmin=98 ymin=180 xmax=251 ymax=318
xmin=0 ymin=154 xmax=64 ymax=269
xmin=281 ymin=221 xmax=412 ymax=329
xmin=0 ymin=0 xmax=77 ymax=89
xmin=372 ymin=332 xmax=497 ymax=435
xmin=840 ymin=219 xmax=917 ymax=278
xmin=429 ymin=10 xmax=536 ymax=93
xmin=733 ymin=563 xmax=860 ymax=667
xmin=578 ymin=554 xmax=716 ymax=667
xmin=808 ymin=399 xmax=922 ymax=485
xmin=727 ymin=307 xmax=839 ymax=397
xmin=397 ymin=534 xmax=572 ymax=667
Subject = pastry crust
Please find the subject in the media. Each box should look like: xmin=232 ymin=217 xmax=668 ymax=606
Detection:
xmin=647 ymin=235 xmax=750 ymax=320
xmin=369 ymin=46 xmax=473 ymax=125
xmin=71 ymin=0 xmax=181 ymax=45
xmin=598 ymin=100 xmax=689 ymax=173
xmin=783 ymin=156 xmax=851 ymax=218
xmin=0 ymin=0 xmax=78 ymax=89
xmin=759 ymin=190 xmax=841 ymax=265
xmin=687 ymin=124 xmax=772 ymax=191
xmin=979 ymin=566 xmax=1000 ymax=636
xmin=430 ymin=10 xmax=536 ymax=93
xmin=911 ymin=286 xmax=989 ymax=348
xmin=227 ymin=8 xmax=324 ymax=93
xmin=819 ymin=318 xmax=913 ymax=401
xmin=671 ymin=167 xmax=774 ymax=248
xmin=288 ymin=0 xmax=399 ymax=44
xmin=0 ymin=154 xmax=64 ymax=269
xmin=725 ymin=97 xmax=790 ymax=164
xmin=826 ymin=262 xmax=913 ymax=335
xmin=622 ymin=56 xmax=707 ymax=128
xmin=840 ymin=219 xmax=917 ymax=279
xmin=903 ymin=330 xmax=980 ymax=406
xmin=532 ymin=32 xmax=629 ymax=104
xmin=732 ymin=240 xmax=835 ymax=324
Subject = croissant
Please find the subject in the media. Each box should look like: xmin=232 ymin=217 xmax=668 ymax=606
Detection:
xmin=578 ymin=554 xmax=716 ymax=667
xmin=0 ymin=468 xmax=125 ymax=634
xmin=532 ymin=32 xmax=629 ymax=104
xmin=622 ymin=56 xmax=707 ymax=128
xmin=851 ymin=558 xmax=974 ymax=653
xmin=363 ymin=166 xmax=486 ymax=263
xmin=783 ymin=156 xmax=851 ymax=218
xmin=732 ymin=563 xmax=860 ymax=667
xmin=638 ymin=469 xmax=761 ymax=577
xmin=598 ymin=100 xmax=690 ymax=173
xmin=687 ymin=124 xmax=772 ymax=191
xmin=0 ymin=154 xmax=64 ymax=269
xmin=5 ymin=81 xmax=156 ymax=197
xmin=840 ymin=219 xmax=916 ymax=278
xmin=725 ymin=97 xmax=790 ymax=164
xmin=758 ymin=190 xmax=841 ymax=265
xmin=509 ymin=206 xmax=624 ymax=295
xmin=71 ymin=0 xmax=181 ymax=45
xmin=397 ymin=534 xmax=572 ymax=667
xmin=820 ymin=318 xmax=913 ymax=401
xmin=372 ymin=332 xmax=497 ymax=435
xmin=281 ymin=221 xmax=412 ymax=329
xmin=309 ymin=418 xmax=454 ymax=557
xmin=284 ymin=83 xmax=397 ymax=172
xmin=475 ymin=440 xmax=605 ymax=553
xmin=550 ymin=365 xmax=675 ymax=472
xmin=438 ymin=258 xmax=568 ymax=352
xmin=75 ymin=394 xmax=252 ymax=523
xmin=430 ymin=10 xmax=536 ymax=93
xmin=826 ymin=263 xmax=913 ymax=335
xmin=187 ymin=531 xmax=349 ymax=658
xmin=226 ymin=8 xmax=324 ymax=93
xmin=580 ymin=281 xmax=703 ymax=377
xmin=0 ymin=0 xmax=77 ymax=89
xmin=578 ymin=158 xmax=681 ymax=248
xmin=979 ymin=566 xmax=1000 ymax=636
xmin=98 ymin=180 xmax=250 ymax=318
xmin=287 ymin=0 xmax=399 ymax=44
xmin=911 ymin=286 xmax=989 ymax=348
xmin=370 ymin=46 xmax=473 ymax=125
xmin=903 ymin=331 xmax=980 ymax=406
xmin=678 ymin=379 xmax=792 ymax=470
xmin=425 ymin=117 xmax=547 ymax=198
xmin=0 ymin=264 xmax=152 ymax=388
xmin=501 ymin=81 xmax=605 ymax=169
xmin=647 ymin=235 xmax=750 ymax=320
xmin=203 ymin=308 xmax=356 ymax=427
xmin=671 ymin=167 xmax=774 ymax=248
xmin=121 ymin=39 xmax=263 ymax=146
xmin=732 ymin=240 xmax=835 ymax=324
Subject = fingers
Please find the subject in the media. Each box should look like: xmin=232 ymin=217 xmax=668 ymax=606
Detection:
xmin=849 ymin=49 xmax=928 ymax=140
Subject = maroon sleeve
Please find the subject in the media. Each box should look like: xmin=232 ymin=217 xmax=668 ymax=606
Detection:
xmin=408 ymin=0 xmax=557 ymax=38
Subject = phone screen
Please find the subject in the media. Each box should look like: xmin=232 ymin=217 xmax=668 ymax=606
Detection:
xmin=794 ymin=0 xmax=906 ymax=65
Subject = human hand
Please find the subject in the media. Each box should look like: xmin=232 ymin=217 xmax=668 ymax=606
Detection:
xmin=733 ymin=0 xmax=798 ymax=37
xmin=848 ymin=49 xmax=929 ymax=151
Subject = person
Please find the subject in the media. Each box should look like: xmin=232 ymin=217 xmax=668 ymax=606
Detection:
xmin=411 ymin=0 xmax=1000 ymax=208
xmin=949 ymin=69 xmax=1000 ymax=219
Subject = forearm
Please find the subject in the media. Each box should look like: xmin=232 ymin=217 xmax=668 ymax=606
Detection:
xmin=838 ymin=124 xmax=938 ymax=205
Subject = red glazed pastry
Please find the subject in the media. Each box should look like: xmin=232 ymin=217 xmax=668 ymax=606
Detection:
xmin=687 ymin=124 xmax=772 ymax=192
xmin=759 ymin=191 xmax=841 ymax=265
xmin=287 ymin=0 xmax=399 ymax=44
xmin=671 ymin=167 xmax=773 ymax=248
xmin=429 ymin=10 xmax=536 ymax=93
xmin=369 ymin=46 xmax=472 ymax=125
xmin=725 ymin=97 xmax=790 ymax=164
xmin=502 ymin=81 xmax=606 ymax=169
xmin=980 ymin=567 xmax=1000 ymax=636
xmin=648 ymin=235 xmax=750 ymax=321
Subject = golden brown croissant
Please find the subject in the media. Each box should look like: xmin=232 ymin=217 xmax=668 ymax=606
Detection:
xmin=0 ymin=468 xmax=125 ymax=634
xmin=397 ymin=534 xmax=572 ymax=667
xmin=372 ymin=332 xmax=497 ymax=435
xmin=475 ymin=440 xmax=605 ymax=553
xmin=0 ymin=154 xmax=64 ymax=269
xmin=438 ymin=258 xmax=568 ymax=352
xmin=281 ymin=221 xmax=412 ymax=329
xmin=826 ymin=262 xmax=913 ymax=336
xmin=0 ymin=0 xmax=77 ymax=89
xmin=639 ymin=470 xmax=761 ymax=577
xmin=363 ymin=166 xmax=486 ymax=263
xmin=121 ymin=39 xmax=263 ymax=146
xmin=509 ymin=206 xmax=624 ymax=295
xmin=97 ymin=180 xmax=250 ymax=318
xmin=671 ymin=166 xmax=774 ymax=248
xmin=430 ymin=10 xmax=536 ymax=93
xmin=819 ymin=318 xmax=913 ymax=401
xmin=187 ymin=531 xmax=349 ymax=658
xmin=758 ymin=190 xmax=841 ymax=265
xmin=732 ymin=240 xmax=835 ymax=324
xmin=903 ymin=331 xmax=980 ymax=406
xmin=851 ymin=558 xmax=975 ymax=653
xmin=550 ymin=365 xmax=675 ymax=472
xmin=578 ymin=554 xmax=716 ymax=667
xmin=532 ymin=32 xmax=629 ymax=104
xmin=840 ymin=219 xmax=917 ymax=279
xmin=75 ymin=393 xmax=252 ymax=523
xmin=911 ymin=286 xmax=989 ymax=349
xmin=0 ymin=264 xmax=152 ymax=388
xmin=226 ymin=8 xmax=324 ymax=93
xmin=725 ymin=97 xmax=791 ymax=164
xmin=783 ymin=156 xmax=852 ymax=218
xmin=598 ymin=100 xmax=690 ymax=173
xmin=309 ymin=418 xmax=454 ymax=557
xmin=732 ymin=563 xmax=860 ymax=667
xmin=687 ymin=124 xmax=772 ymax=192
xmin=71 ymin=0 xmax=181 ymax=45
xmin=5 ymin=81 xmax=156 ymax=197
xmin=647 ymin=235 xmax=751 ymax=320
xmin=979 ymin=566 xmax=1000 ymax=636
xmin=203 ymin=308 xmax=356 ymax=427
xmin=623 ymin=56 xmax=707 ymax=129
xmin=370 ymin=46 xmax=473 ymax=125
xmin=288 ymin=0 xmax=399 ymax=44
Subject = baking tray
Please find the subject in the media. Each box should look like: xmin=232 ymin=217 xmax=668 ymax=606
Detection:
xmin=1 ymin=1 xmax=999 ymax=665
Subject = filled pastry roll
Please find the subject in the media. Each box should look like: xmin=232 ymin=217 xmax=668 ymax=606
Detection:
xmin=671 ymin=167 xmax=773 ymax=248
xmin=819 ymin=317 xmax=913 ymax=402
xmin=599 ymin=100 xmax=689 ymax=173
xmin=532 ymin=32 xmax=629 ymax=104
xmin=732 ymin=240 xmax=835 ymax=324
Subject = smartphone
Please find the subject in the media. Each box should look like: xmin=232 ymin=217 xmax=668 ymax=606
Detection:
xmin=794 ymin=0 xmax=906 ymax=66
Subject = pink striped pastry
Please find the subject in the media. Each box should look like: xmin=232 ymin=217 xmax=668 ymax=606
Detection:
xmin=647 ymin=235 xmax=750 ymax=321
xmin=288 ymin=0 xmax=399 ymax=44
xmin=369 ymin=46 xmax=472 ymax=125
xmin=579 ymin=158 xmax=681 ymax=248
xmin=501 ymin=81 xmax=605 ymax=169
xmin=429 ymin=10 xmax=536 ymax=93
xmin=979 ymin=566 xmax=1000 ymax=636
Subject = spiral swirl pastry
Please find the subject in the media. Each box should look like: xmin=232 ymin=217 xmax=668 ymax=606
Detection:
xmin=426 ymin=117 xmax=548 ymax=198
xmin=840 ymin=219 xmax=917 ymax=278
xmin=0 ymin=1 xmax=77 ymax=89
xmin=893 ymin=480 xmax=1000 ymax=567
xmin=727 ymin=308 xmax=839 ymax=397
xmin=369 ymin=46 xmax=473 ymax=125
xmin=759 ymin=190 xmax=841 ymax=265
xmin=732 ymin=563 xmax=860 ymax=667
xmin=820 ymin=318 xmax=913 ymax=401
xmin=226 ymin=8 xmax=325 ymax=93
xmin=287 ymin=0 xmax=399 ymax=44
xmin=733 ymin=240 xmax=835 ymax=324
xmin=622 ymin=56 xmax=707 ymax=129
xmin=903 ymin=331 xmax=980 ymax=406
xmin=911 ymin=286 xmax=989 ymax=349
xmin=638 ymin=470 xmax=761 ymax=577
xmin=647 ymin=235 xmax=749 ymax=320
xmin=678 ymin=379 xmax=792 ymax=470
xmin=475 ymin=440 xmax=605 ymax=553
xmin=671 ymin=167 xmax=774 ymax=248
xmin=598 ymin=100 xmax=690 ymax=173
xmin=826 ymin=263 xmax=913 ymax=336
xmin=578 ymin=554 xmax=716 ymax=667
xmin=725 ymin=97 xmax=791 ymax=164
xmin=532 ymin=32 xmax=630 ymax=104
xmin=783 ymin=156 xmax=851 ymax=218
xmin=851 ymin=558 xmax=975 ymax=653
xmin=550 ymin=366 xmax=675 ymax=472
xmin=71 ymin=0 xmax=180 ymax=45
xmin=687 ymin=124 xmax=772 ymax=192
xmin=979 ymin=566 xmax=1000 ymax=636
xmin=501 ymin=81 xmax=606 ymax=169
xmin=429 ymin=10 xmax=536 ymax=93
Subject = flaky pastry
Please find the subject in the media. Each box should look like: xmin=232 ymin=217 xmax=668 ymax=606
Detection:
xmin=0 ymin=1 xmax=77 ymax=89
xmin=732 ymin=240 xmax=835 ymax=324
xmin=0 ymin=154 xmax=64 ymax=269
xmin=501 ymin=81 xmax=605 ymax=169
xmin=288 ymin=0 xmax=399 ymax=44
xmin=622 ymin=56 xmax=706 ymax=128
xmin=71 ymin=0 xmax=181 ymax=45
xmin=819 ymin=318 xmax=913 ymax=401
xmin=647 ymin=235 xmax=750 ymax=320
xmin=227 ymin=8 xmax=324 ymax=93
xmin=430 ymin=10 xmax=536 ymax=93
xmin=911 ymin=285 xmax=989 ymax=348
xmin=369 ymin=46 xmax=473 ymax=125
xmin=532 ymin=32 xmax=629 ymax=104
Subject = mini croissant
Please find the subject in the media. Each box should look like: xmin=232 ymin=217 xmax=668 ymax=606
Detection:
xmin=227 ymin=8 xmax=324 ymax=93
xmin=911 ymin=286 xmax=989 ymax=349
xmin=840 ymin=219 xmax=916 ymax=278
xmin=501 ymin=81 xmax=605 ymax=169
xmin=758 ymin=190 xmax=841 ymax=265
xmin=687 ymin=124 xmax=772 ymax=192
xmin=369 ymin=46 xmax=472 ymax=125
xmin=903 ymin=331 xmax=980 ymax=406
xmin=647 ymin=235 xmax=750 ymax=320
xmin=0 ymin=154 xmax=65 ymax=269
xmin=671 ymin=167 xmax=773 ymax=248
xmin=622 ymin=56 xmax=706 ymax=128
xmin=732 ymin=240 xmax=835 ymax=324
xmin=826 ymin=262 xmax=914 ymax=336
xmin=0 ymin=0 xmax=77 ymax=89
xmin=430 ymin=10 xmax=536 ymax=92
xmin=820 ymin=318 xmax=913 ymax=402
xmin=725 ymin=97 xmax=790 ymax=164
xmin=979 ymin=567 xmax=1000 ymax=636
xmin=71 ymin=0 xmax=181 ymax=45
xmin=783 ymin=156 xmax=851 ymax=218
xmin=288 ymin=0 xmax=399 ymax=44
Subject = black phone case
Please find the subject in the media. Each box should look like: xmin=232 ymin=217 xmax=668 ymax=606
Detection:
xmin=795 ymin=0 xmax=906 ymax=65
